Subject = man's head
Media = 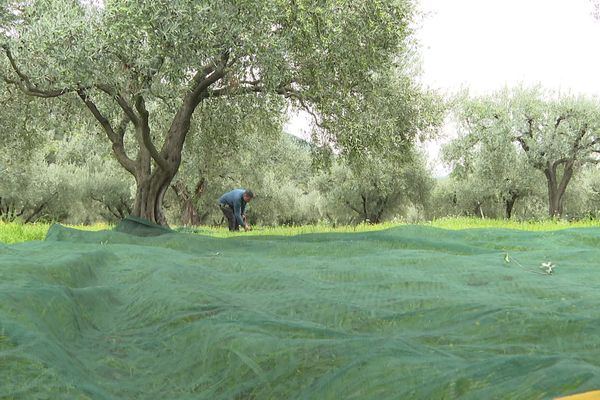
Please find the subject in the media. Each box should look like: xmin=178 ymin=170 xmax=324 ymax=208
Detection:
xmin=243 ymin=189 xmax=254 ymax=203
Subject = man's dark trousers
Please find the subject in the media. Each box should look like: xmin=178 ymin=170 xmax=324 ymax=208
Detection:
xmin=220 ymin=205 xmax=239 ymax=231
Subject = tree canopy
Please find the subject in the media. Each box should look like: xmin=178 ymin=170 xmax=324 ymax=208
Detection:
xmin=0 ymin=0 xmax=433 ymax=225
xmin=448 ymin=87 xmax=600 ymax=218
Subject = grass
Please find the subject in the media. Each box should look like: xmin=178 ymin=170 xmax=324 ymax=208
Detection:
xmin=428 ymin=216 xmax=600 ymax=231
xmin=0 ymin=222 xmax=111 ymax=244
xmin=185 ymin=221 xmax=400 ymax=238
xmin=2 ymin=217 xmax=600 ymax=244
xmin=170 ymin=217 xmax=600 ymax=238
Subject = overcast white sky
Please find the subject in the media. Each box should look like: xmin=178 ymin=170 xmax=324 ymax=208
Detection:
xmin=287 ymin=0 xmax=600 ymax=175
xmin=417 ymin=0 xmax=600 ymax=96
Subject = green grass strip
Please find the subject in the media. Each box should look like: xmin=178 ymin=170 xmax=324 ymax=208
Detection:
xmin=3 ymin=217 xmax=600 ymax=244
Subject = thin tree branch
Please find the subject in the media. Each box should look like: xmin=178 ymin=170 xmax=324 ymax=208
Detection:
xmin=24 ymin=192 xmax=57 ymax=223
xmin=77 ymin=89 xmax=119 ymax=142
xmin=575 ymin=125 xmax=590 ymax=156
xmin=95 ymin=84 xmax=140 ymax=126
xmin=209 ymin=80 xmax=326 ymax=129
xmin=186 ymin=53 xmax=226 ymax=97
xmin=135 ymin=95 xmax=169 ymax=171
xmin=171 ymin=180 xmax=190 ymax=202
xmin=584 ymin=136 xmax=600 ymax=150
xmin=2 ymin=45 xmax=73 ymax=97
xmin=116 ymin=114 xmax=131 ymax=139
xmin=77 ymin=88 xmax=137 ymax=175
xmin=187 ymin=50 xmax=231 ymax=106
xmin=557 ymin=160 xmax=574 ymax=197
xmin=288 ymin=91 xmax=324 ymax=129
xmin=344 ymin=200 xmax=363 ymax=216
xmin=193 ymin=178 xmax=205 ymax=200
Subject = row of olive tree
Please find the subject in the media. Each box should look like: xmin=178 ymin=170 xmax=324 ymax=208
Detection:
xmin=7 ymin=84 xmax=600 ymax=224
xmin=430 ymin=167 xmax=600 ymax=221
xmin=1 ymin=102 xmax=437 ymax=226
xmin=440 ymin=86 xmax=600 ymax=219
xmin=4 ymin=100 xmax=600 ymax=225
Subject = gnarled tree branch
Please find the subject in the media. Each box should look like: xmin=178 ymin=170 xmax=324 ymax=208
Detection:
xmin=95 ymin=84 xmax=140 ymax=126
xmin=77 ymin=88 xmax=137 ymax=175
xmin=2 ymin=45 xmax=74 ymax=97
xmin=135 ymin=95 xmax=169 ymax=171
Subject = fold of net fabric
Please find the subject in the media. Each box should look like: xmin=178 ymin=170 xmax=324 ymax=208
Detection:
xmin=1 ymin=224 xmax=600 ymax=399
xmin=113 ymin=216 xmax=173 ymax=237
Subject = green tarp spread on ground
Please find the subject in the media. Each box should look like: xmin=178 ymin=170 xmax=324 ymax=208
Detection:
xmin=1 ymin=223 xmax=600 ymax=399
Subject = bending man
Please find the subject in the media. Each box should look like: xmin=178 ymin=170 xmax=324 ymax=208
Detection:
xmin=218 ymin=189 xmax=254 ymax=231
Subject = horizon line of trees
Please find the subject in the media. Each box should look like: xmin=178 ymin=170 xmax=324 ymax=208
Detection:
xmin=3 ymin=85 xmax=600 ymax=226
xmin=1 ymin=2 xmax=599 ymax=226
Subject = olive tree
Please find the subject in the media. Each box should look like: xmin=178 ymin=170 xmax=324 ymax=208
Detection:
xmin=443 ymin=101 xmax=539 ymax=219
xmin=314 ymin=149 xmax=434 ymax=224
xmin=451 ymin=87 xmax=600 ymax=218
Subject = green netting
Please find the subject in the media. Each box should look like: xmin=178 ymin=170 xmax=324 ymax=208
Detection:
xmin=113 ymin=216 xmax=172 ymax=237
xmin=2 ymin=225 xmax=600 ymax=399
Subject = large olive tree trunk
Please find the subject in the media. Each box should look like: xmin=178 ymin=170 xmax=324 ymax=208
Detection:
xmin=133 ymin=169 xmax=175 ymax=226
xmin=76 ymin=54 xmax=229 ymax=226
xmin=543 ymin=160 xmax=574 ymax=218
